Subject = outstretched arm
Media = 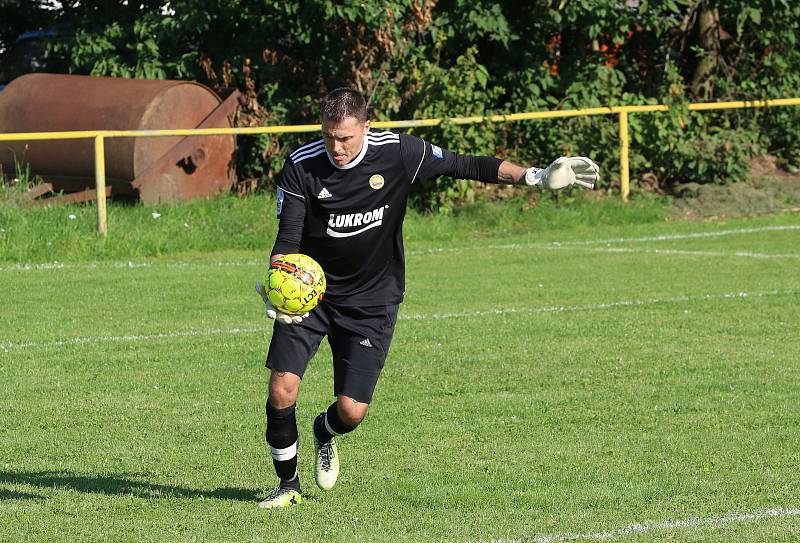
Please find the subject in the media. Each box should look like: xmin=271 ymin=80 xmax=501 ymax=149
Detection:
xmin=399 ymin=133 xmax=599 ymax=189
xmin=497 ymin=161 xmax=529 ymax=185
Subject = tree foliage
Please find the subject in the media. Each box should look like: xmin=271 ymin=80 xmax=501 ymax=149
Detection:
xmin=2 ymin=0 xmax=799 ymax=208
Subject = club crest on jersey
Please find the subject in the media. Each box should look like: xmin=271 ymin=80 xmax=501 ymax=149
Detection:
xmin=369 ymin=174 xmax=385 ymax=190
xmin=326 ymin=205 xmax=389 ymax=238
xmin=432 ymin=144 xmax=444 ymax=159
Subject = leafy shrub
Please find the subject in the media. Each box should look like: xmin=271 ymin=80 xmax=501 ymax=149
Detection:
xmin=3 ymin=0 xmax=799 ymax=208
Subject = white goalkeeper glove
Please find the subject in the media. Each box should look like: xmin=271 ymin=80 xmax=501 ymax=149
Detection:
xmin=524 ymin=156 xmax=599 ymax=190
xmin=255 ymin=282 xmax=308 ymax=325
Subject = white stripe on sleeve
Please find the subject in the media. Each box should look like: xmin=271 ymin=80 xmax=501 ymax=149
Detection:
xmin=277 ymin=186 xmax=305 ymax=200
xmin=410 ymin=138 xmax=426 ymax=184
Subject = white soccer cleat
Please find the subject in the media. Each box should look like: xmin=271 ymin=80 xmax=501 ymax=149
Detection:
xmin=314 ymin=434 xmax=340 ymax=490
xmin=258 ymin=486 xmax=302 ymax=509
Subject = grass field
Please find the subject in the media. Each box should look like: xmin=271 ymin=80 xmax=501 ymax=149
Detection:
xmin=1 ymin=206 xmax=799 ymax=542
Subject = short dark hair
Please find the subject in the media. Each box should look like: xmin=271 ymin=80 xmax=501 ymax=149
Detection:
xmin=322 ymin=88 xmax=368 ymax=123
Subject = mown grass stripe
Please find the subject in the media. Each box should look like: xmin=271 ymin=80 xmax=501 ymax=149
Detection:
xmin=2 ymin=289 xmax=792 ymax=352
xmin=1 ymin=224 xmax=797 ymax=272
xmin=410 ymin=225 xmax=800 ymax=255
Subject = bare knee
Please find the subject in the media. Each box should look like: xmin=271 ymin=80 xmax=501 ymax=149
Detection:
xmin=269 ymin=370 xmax=301 ymax=408
xmin=336 ymin=395 xmax=369 ymax=427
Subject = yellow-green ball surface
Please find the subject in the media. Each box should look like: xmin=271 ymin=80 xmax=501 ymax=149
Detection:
xmin=265 ymin=254 xmax=326 ymax=316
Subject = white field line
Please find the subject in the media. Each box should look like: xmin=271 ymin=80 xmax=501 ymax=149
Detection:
xmin=1 ymin=224 xmax=798 ymax=273
xmin=1 ymin=289 xmax=793 ymax=352
xmin=410 ymin=224 xmax=800 ymax=256
xmin=0 ymin=326 xmax=263 ymax=351
xmin=482 ymin=506 xmax=800 ymax=543
xmin=400 ymin=289 xmax=792 ymax=321
xmin=549 ymin=246 xmax=800 ymax=259
xmin=0 ymin=259 xmax=264 ymax=272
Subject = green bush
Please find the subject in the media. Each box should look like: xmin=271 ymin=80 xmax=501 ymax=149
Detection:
xmin=3 ymin=0 xmax=800 ymax=209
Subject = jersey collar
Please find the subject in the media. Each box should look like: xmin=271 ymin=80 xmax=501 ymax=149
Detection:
xmin=326 ymin=137 xmax=369 ymax=170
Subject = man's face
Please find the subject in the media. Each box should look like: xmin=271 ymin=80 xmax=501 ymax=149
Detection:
xmin=322 ymin=115 xmax=370 ymax=166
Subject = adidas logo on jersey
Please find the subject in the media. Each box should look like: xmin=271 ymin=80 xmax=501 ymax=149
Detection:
xmin=326 ymin=205 xmax=389 ymax=238
xmin=317 ymin=187 xmax=333 ymax=199
xmin=359 ymin=338 xmax=373 ymax=348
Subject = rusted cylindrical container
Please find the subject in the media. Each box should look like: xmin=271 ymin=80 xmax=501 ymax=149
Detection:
xmin=0 ymin=73 xmax=235 ymax=203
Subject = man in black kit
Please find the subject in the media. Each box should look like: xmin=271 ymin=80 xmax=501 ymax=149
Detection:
xmin=255 ymin=88 xmax=599 ymax=508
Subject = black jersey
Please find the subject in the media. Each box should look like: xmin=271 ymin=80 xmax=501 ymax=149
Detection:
xmin=272 ymin=130 xmax=501 ymax=307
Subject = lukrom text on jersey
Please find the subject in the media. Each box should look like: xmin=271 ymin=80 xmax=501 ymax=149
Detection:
xmin=326 ymin=205 xmax=389 ymax=238
xmin=328 ymin=205 xmax=388 ymax=229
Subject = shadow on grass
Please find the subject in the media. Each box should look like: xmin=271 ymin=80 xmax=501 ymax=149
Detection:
xmin=0 ymin=488 xmax=45 ymax=500
xmin=0 ymin=470 xmax=260 ymax=502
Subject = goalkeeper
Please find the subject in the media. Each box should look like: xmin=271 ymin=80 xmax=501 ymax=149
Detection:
xmin=256 ymin=88 xmax=599 ymax=508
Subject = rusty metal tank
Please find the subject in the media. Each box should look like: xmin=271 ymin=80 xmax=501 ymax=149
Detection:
xmin=0 ymin=73 xmax=238 ymax=203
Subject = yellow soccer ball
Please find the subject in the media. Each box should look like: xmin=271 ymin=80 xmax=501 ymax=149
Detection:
xmin=266 ymin=254 xmax=326 ymax=315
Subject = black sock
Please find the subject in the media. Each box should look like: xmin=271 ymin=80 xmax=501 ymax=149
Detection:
xmin=313 ymin=402 xmax=358 ymax=444
xmin=265 ymin=402 xmax=299 ymax=485
xmin=280 ymin=472 xmax=301 ymax=492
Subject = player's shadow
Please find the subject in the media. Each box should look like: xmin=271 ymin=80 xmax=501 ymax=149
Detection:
xmin=0 ymin=469 xmax=259 ymax=502
xmin=0 ymin=488 xmax=45 ymax=500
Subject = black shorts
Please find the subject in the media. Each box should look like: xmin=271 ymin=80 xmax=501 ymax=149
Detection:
xmin=265 ymin=302 xmax=399 ymax=404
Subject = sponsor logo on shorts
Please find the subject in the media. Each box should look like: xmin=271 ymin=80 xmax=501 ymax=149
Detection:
xmin=359 ymin=338 xmax=373 ymax=348
xmin=369 ymin=174 xmax=385 ymax=190
xmin=326 ymin=205 xmax=389 ymax=238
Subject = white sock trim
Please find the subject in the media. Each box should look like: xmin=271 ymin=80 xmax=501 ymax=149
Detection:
xmin=323 ymin=413 xmax=341 ymax=437
xmin=270 ymin=439 xmax=298 ymax=461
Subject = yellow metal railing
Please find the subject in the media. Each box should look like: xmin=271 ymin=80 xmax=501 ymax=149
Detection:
xmin=1 ymin=97 xmax=799 ymax=235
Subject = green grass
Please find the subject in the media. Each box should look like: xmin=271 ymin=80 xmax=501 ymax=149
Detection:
xmin=1 ymin=203 xmax=799 ymax=542
xmin=0 ymin=190 xmax=671 ymax=262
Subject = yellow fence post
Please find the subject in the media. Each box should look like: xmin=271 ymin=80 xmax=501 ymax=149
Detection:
xmin=94 ymin=135 xmax=108 ymax=236
xmin=619 ymin=110 xmax=630 ymax=202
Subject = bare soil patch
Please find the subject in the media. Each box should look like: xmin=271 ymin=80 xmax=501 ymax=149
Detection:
xmin=670 ymin=155 xmax=800 ymax=219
